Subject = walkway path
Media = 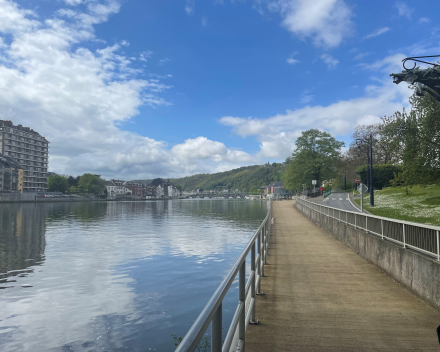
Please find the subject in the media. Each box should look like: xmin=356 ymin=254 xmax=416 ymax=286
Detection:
xmin=246 ymin=200 xmax=440 ymax=351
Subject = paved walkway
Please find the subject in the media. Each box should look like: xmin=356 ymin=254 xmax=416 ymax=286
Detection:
xmin=246 ymin=200 xmax=440 ymax=351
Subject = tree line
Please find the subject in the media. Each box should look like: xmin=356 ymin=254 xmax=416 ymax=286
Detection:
xmin=47 ymin=173 xmax=106 ymax=194
xmin=283 ymin=89 xmax=440 ymax=192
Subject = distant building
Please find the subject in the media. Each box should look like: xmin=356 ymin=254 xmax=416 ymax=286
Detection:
xmin=0 ymin=153 xmax=24 ymax=192
xmin=124 ymin=182 xmax=143 ymax=199
xmin=265 ymin=182 xmax=290 ymax=196
xmin=0 ymin=120 xmax=49 ymax=192
xmin=106 ymin=179 xmax=132 ymax=199
xmin=147 ymin=178 xmax=181 ymax=199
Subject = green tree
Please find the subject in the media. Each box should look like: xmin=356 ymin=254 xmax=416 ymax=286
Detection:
xmin=175 ymin=184 xmax=183 ymax=193
xmin=284 ymin=129 xmax=344 ymax=191
xmin=67 ymin=175 xmax=79 ymax=187
xmin=47 ymin=175 xmax=69 ymax=192
xmin=78 ymin=173 xmax=106 ymax=193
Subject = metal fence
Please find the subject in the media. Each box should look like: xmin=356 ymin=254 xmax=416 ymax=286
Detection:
xmin=176 ymin=200 xmax=272 ymax=352
xmin=296 ymin=197 xmax=440 ymax=261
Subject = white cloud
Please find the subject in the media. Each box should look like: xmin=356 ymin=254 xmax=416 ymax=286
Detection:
xmin=320 ymin=53 xmax=339 ymax=68
xmin=395 ymin=2 xmax=413 ymax=20
xmin=139 ymin=50 xmax=153 ymax=62
xmin=185 ymin=0 xmax=195 ymax=15
xmin=219 ymin=56 xmax=412 ymax=159
xmin=265 ymin=0 xmax=354 ymax=48
xmin=201 ymin=16 xmax=208 ymax=26
xmin=0 ymin=0 xmax=255 ymax=179
xmin=358 ymin=53 xmax=406 ymax=72
xmin=158 ymin=57 xmax=171 ymax=66
xmin=300 ymin=89 xmax=313 ymax=103
xmin=353 ymin=52 xmax=371 ymax=60
xmin=286 ymin=57 xmax=299 ymax=65
xmin=419 ymin=17 xmax=430 ymax=24
xmin=364 ymin=27 xmax=390 ymax=39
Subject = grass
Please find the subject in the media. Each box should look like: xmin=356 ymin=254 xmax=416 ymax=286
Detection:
xmin=354 ymin=185 xmax=440 ymax=226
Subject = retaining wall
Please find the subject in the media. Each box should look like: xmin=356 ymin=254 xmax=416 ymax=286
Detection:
xmin=295 ymin=201 xmax=440 ymax=311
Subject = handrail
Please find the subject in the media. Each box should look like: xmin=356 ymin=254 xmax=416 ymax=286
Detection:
xmin=296 ymin=197 xmax=440 ymax=261
xmin=176 ymin=200 xmax=272 ymax=352
xmin=323 ymin=190 xmax=331 ymax=198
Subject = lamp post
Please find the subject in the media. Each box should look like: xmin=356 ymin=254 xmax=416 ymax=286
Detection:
xmin=356 ymin=136 xmax=374 ymax=207
xmin=390 ymin=55 xmax=440 ymax=102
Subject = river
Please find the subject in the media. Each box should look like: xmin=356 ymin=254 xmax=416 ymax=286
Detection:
xmin=0 ymin=199 xmax=267 ymax=351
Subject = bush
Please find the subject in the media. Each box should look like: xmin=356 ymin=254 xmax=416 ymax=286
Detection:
xmin=47 ymin=175 xmax=69 ymax=192
xmin=356 ymin=164 xmax=402 ymax=190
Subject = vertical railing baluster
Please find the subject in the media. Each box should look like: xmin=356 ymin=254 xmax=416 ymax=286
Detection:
xmin=355 ymin=214 xmax=357 ymax=229
xmin=381 ymin=219 xmax=384 ymax=240
xmin=403 ymin=224 xmax=406 ymax=248
xmin=437 ymin=230 xmax=439 ymax=262
xmin=260 ymin=228 xmax=265 ymax=278
xmin=366 ymin=215 xmax=368 ymax=232
xmin=211 ymin=303 xmax=222 ymax=352
xmin=250 ymin=242 xmax=257 ymax=323
xmin=239 ymin=263 xmax=246 ymax=351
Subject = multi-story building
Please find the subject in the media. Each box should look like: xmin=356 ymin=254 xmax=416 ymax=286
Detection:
xmin=106 ymin=179 xmax=132 ymax=199
xmin=124 ymin=182 xmax=144 ymax=199
xmin=0 ymin=153 xmax=24 ymax=192
xmin=0 ymin=120 xmax=49 ymax=192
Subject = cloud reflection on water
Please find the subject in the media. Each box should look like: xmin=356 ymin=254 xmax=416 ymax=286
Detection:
xmin=0 ymin=199 xmax=267 ymax=351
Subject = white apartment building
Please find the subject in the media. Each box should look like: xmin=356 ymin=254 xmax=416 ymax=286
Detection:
xmin=0 ymin=120 xmax=49 ymax=192
xmin=106 ymin=180 xmax=132 ymax=199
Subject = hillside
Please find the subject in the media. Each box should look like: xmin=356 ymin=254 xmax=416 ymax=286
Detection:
xmin=132 ymin=163 xmax=286 ymax=192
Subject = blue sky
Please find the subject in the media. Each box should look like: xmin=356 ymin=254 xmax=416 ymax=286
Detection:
xmin=1 ymin=0 xmax=439 ymax=179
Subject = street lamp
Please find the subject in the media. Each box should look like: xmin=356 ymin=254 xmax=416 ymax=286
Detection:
xmin=356 ymin=136 xmax=374 ymax=207
xmin=390 ymin=55 xmax=440 ymax=102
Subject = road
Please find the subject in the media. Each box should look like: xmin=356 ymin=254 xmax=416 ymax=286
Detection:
xmin=319 ymin=191 xmax=360 ymax=212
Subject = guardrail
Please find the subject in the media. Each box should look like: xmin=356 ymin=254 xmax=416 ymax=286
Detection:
xmin=296 ymin=197 xmax=440 ymax=261
xmin=323 ymin=190 xmax=331 ymax=198
xmin=176 ymin=200 xmax=272 ymax=352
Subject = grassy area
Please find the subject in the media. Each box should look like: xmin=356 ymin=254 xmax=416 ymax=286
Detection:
xmin=354 ymin=185 xmax=440 ymax=226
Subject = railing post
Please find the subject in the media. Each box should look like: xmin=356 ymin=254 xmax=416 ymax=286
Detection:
xmin=366 ymin=215 xmax=368 ymax=232
xmin=211 ymin=303 xmax=222 ymax=352
xmin=264 ymin=221 xmax=268 ymax=264
xmin=355 ymin=214 xmax=357 ymax=229
xmin=403 ymin=224 xmax=406 ymax=248
xmin=381 ymin=219 xmax=384 ymax=240
xmin=437 ymin=230 xmax=440 ymax=262
xmin=250 ymin=242 xmax=258 ymax=323
xmin=260 ymin=229 xmax=265 ymax=278
xmin=346 ymin=211 xmax=347 ymax=225
xmin=257 ymin=229 xmax=262 ymax=294
xmin=239 ymin=263 xmax=246 ymax=351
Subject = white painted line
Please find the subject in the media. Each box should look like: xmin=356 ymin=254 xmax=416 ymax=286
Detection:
xmin=339 ymin=198 xmax=343 ymax=200
xmin=348 ymin=195 xmax=361 ymax=213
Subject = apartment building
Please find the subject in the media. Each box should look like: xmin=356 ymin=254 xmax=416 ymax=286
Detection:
xmin=0 ymin=153 xmax=24 ymax=192
xmin=0 ymin=120 xmax=49 ymax=192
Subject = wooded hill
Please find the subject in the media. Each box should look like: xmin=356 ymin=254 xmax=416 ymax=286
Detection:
xmin=132 ymin=163 xmax=286 ymax=192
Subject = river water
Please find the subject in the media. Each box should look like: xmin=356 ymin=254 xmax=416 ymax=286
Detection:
xmin=0 ymin=199 xmax=267 ymax=351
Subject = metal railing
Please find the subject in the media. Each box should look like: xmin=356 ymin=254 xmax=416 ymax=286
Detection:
xmin=176 ymin=200 xmax=272 ymax=352
xmin=296 ymin=197 xmax=440 ymax=261
xmin=323 ymin=190 xmax=331 ymax=198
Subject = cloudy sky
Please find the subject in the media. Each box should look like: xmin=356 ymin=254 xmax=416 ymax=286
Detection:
xmin=0 ymin=0 xmax=437 ymax=179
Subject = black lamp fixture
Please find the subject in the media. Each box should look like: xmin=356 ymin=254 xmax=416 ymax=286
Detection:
xmin=390 ymin=55 xmax=440 ymax=102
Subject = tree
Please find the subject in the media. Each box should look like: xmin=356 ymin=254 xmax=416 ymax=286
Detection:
xmin=175 ymin=184 xmax=183 ymax=193
xmin=284 ymin=129 xmax=344 ymax=191
xmin=78 ymin=173 xmax=106 ymax=193
xmin=68 ymin=175 xmax=79 ymax=187
xmin=47 ymin=175 xmax=69 ymax=192
xmin=381 ymin=90 xmax=440 ymax=186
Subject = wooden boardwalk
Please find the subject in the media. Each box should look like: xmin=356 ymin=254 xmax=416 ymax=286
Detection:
xmin=246 ymin=201 xmax=440 ymax=351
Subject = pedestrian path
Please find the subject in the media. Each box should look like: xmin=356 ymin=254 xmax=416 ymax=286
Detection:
xmin=246 ymin=200 xmax=440 ymax=351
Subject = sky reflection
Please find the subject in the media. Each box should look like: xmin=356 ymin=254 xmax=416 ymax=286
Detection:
xmin=0 ymin=199 xmax=267 ymax=351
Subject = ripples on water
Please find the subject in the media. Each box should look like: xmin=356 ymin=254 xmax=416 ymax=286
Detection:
xmin=0 ymin=199 xmax=267 ymax=351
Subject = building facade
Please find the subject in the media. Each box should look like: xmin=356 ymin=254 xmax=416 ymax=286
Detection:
xmin=106 ymin=179 xmax=133 ymax=199
xmin=0 ymin=154 xmax=24 ymax=192
xmin=0 ymin=120 xmax=49 ymax=192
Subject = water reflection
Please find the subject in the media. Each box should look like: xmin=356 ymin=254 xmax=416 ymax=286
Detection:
xmin=0 ymin=199 xmax=267 ymax=351
xmin=0 ymin=204 xmax=46 ymax=284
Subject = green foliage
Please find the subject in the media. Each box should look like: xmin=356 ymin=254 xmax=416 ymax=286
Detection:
xmin=381 ymin=90 xmax=440 ymax=186
xmin=172 ymin=335 xmax=210 ymax=352
xmin=47 ymin=175 xmax=69 ymax=192
xmin=284 ymin=129 xmax=344 ymax=192
xmin=356 ymin=164 xmax=402 ymax=190
xmin=78 ymin=173 xmax=106 ymax=194
xmin=67 ymin=175 xmax=79 ymax=187
xmin=323 ymin=182 xmax=331 ymax=192
xmin=175 ymin=184 xmax=183 ymax=192
xmin=135 ymin=164 xmax=286 ymax=192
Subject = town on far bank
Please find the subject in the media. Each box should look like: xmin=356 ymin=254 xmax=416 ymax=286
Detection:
xmin=0 ymin=119 xmax=292 ymax=201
